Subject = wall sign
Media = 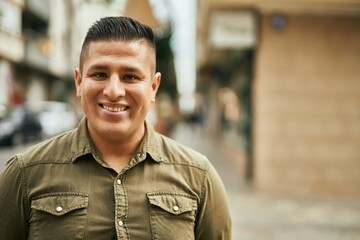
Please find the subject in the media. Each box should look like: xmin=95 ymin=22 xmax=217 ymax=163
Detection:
xmin=209 ymin=11 xmax=257 ymax=49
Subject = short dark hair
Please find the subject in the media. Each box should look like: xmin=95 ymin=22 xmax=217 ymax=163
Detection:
xmin=79 ymin=16 xmax=156 ymax=71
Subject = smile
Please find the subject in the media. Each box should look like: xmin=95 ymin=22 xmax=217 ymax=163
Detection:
xmin=100 ymin=104 xmax=128 ymax=112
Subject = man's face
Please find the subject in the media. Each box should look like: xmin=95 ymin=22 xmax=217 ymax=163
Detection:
xmin=74 ymin=40 xmax=161 ymax=142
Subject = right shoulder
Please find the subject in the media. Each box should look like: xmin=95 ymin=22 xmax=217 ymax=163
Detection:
xmin=16 ymin=127 xmax=91 ymax=168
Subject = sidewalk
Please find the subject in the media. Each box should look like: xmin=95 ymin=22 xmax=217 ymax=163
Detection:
xmin=171 ymin=123 xmax=360 ymax=240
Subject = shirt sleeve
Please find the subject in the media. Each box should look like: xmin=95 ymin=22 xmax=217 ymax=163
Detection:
xmin=0 ymin=156 xmax=28 ymax=239
xmin=195 ymin=160 xmax=232 ymax=240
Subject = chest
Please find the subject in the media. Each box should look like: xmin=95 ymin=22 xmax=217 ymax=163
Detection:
xmin=26 ymin=161 xmax=201 ymax=240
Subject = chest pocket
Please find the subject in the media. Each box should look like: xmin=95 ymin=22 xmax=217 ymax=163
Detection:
xmin=29 ymin=193 xmax=88 ymax=240
xmin=147 ymin=193 xmax=197 ymax=240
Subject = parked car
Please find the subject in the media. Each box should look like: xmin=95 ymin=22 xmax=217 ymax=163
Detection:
xmin=26 ymin=101 xmax=79 ymax=139
xmin=0 ymin=101 xmax=79 ymax=146
xmin=0 ymin=104 xmax=42 ymax=146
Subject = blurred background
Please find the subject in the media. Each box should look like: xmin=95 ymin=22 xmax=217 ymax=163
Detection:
xmin=0 ymin=0 xmax=360 ymax=239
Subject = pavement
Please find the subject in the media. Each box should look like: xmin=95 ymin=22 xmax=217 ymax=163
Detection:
xmin=171 ymin=123 xmax=360 ymax=240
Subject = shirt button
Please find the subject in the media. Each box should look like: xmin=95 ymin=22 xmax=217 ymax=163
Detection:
xmin=137 ymin=152 xmax=145 ymax=158
xmin=118 ymin=220 xmax=124 ymax=227
xmin=173 ymin=205 xmax=179 ymax=211
xmin=56 ymin=206 xmax=63 ymax=212
xmin=117 ymin=179 xmax=122 ymax=185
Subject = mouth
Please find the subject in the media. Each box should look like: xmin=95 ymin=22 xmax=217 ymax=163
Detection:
xmin=100 ymin=103 xmax=129 ymax=113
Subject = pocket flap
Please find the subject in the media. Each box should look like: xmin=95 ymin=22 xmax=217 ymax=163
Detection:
xmin=31 ymin=193 xmax=88 ymax=216
xmin=147 ymin=193 xmax=197 ymax=215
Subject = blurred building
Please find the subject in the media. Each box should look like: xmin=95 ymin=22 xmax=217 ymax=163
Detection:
xmin=197 ymin=0 xmax=360 ymax=198
xmin=0 ymin=0 xmax=24 ymax=110
xmin=0 ymin=0 xmax=71 ymax=110
xmin=0 ymin=0 xmax=69 ymax=107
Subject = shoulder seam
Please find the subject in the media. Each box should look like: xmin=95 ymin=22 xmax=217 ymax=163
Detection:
xmin=161 ymin=161 xmax=208 ymax=172
xmin=17 ymin=156 xmax=31 ymax=229
xmin=199 ymin=162 xmax=209 ymax=211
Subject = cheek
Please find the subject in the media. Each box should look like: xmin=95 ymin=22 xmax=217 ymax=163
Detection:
xmin=79 ymin=81 xmax=100 ymax=98
xmin=129 ymin=84 xmax=153 ymax=100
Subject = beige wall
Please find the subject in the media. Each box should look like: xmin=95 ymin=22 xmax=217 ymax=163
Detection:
xmin=254 ymin=14 xmax=360 ymax=198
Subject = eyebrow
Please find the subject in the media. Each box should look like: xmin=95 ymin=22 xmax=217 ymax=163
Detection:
xmin=87 ymin=65 xmax=109 ymax=71
xmin=119 ymin=66 xmax=141 ymax=73
xmin=88 ymin=64 xmax=141 ymax=71
xmin=83 ymin=65 xmax=108 ymax=75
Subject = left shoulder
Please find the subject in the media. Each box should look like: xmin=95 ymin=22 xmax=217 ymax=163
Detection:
xmin=152 ymin=132 xmax=210 ymax=171
xmin=145 ymin=120 xmax=210 ymax=170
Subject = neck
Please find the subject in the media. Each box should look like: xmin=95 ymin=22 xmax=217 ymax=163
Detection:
xmin=89 ymin=125 xmax=145 ymax=173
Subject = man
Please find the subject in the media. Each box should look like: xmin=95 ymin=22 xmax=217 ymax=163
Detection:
xmin=0 ymin=16 xmax=231 ymax=239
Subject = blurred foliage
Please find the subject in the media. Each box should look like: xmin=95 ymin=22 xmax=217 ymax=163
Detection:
xmin=155 ymin=27 xmax=178 ymax=100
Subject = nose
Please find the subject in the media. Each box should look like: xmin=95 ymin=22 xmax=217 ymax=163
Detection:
xmin=103 ymin=75 xmax=125 ymax=100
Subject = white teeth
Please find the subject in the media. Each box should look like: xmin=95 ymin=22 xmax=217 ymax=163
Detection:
xmin=103 ymin=105 xmax=126 ymax=112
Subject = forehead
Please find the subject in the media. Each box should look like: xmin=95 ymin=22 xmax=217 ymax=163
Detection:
xmin=81 ymin=39 xmax=156 ymax=70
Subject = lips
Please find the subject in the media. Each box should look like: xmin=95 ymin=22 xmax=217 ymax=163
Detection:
xmin=100 ymin=103 xmax=129 ymax=112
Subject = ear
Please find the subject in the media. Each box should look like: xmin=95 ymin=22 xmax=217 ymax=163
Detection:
xmin=151 ymin=72 xmax=161 ymax=102
xmin=74 ymin=68 xmax=82 ymax=97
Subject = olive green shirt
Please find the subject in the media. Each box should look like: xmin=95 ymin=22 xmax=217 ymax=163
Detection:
xmin=0 ymin=118 xmax=231 ymax=239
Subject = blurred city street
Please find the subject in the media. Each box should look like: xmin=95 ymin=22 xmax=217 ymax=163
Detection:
xmin=171 ymin=123 xmax=360 ymax=240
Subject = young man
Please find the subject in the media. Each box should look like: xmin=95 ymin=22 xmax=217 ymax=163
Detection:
xmin=0 ymin=16 xmax=231 ymax=239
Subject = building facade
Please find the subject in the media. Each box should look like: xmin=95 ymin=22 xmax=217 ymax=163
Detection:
xmin=0 ymin=0 xmax=25 ymax=113
xmin=197 ymin=0 xmax=360 ymax=198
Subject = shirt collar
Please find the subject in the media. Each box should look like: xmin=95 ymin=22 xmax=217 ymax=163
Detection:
xmin=70 ymin=117 xmax=93 ymax=163
xmin=71 ymin=117 xmax=164 ymax=163
xmin=141 ymin=119 xmax=164 ymax=163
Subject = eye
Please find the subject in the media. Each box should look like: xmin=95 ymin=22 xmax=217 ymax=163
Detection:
xmin=123 ymin=75 xmax=138 ymax=81
xmin=92 ymin=72 xmax=107 ymax=79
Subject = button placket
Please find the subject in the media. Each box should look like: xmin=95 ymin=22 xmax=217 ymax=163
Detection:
xmin=114 ymin=175 xmax=129 ymax=239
